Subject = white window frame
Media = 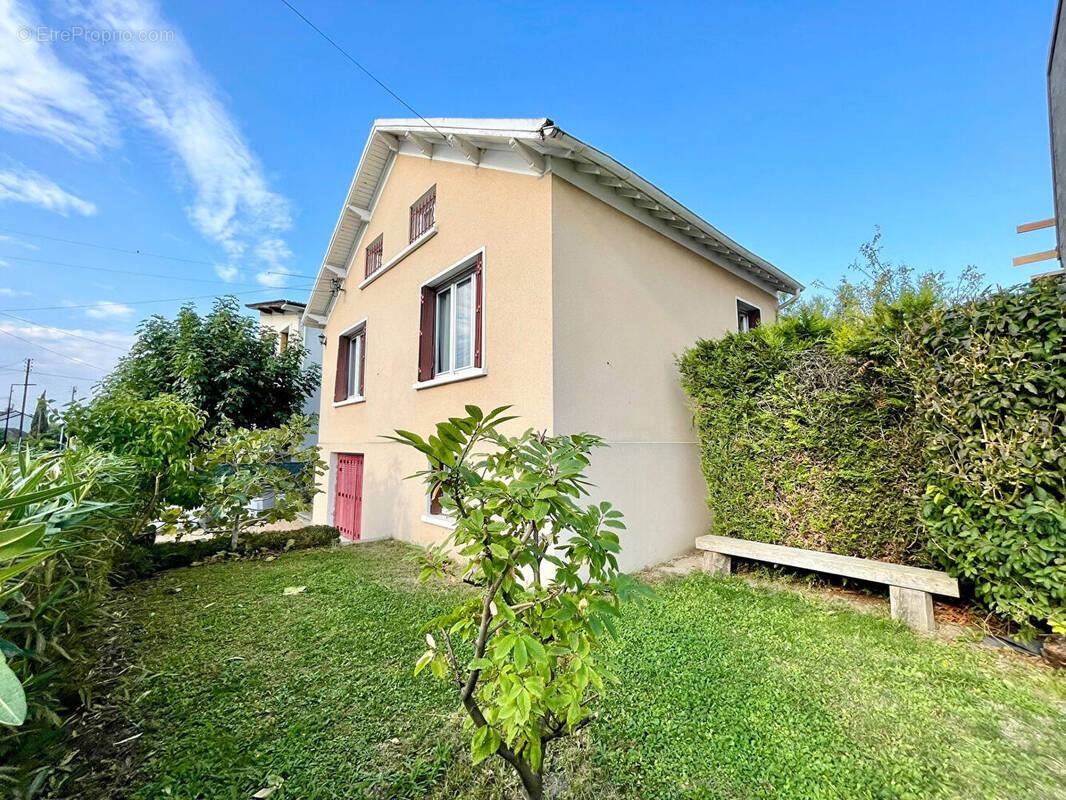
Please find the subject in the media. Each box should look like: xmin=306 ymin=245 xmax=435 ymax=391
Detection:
xmin=333 ymin=318 xmax=367 ymax=407
xmin=434 ymin=271 xmax=476 ymax=378
xmin=736 ymin=296 xmax=762 ymax=333
xmin=413 ymin=248 xmax=487 ymax=390
xmin=422 ymin=463 xmax=456 ymax=528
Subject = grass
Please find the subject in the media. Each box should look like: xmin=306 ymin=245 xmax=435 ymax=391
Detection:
xmin=62 ymin=542 xmax=1066 ymax=800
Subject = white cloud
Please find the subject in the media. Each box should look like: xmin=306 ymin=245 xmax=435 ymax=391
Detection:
xmin=69 ymin=0 xmax=293 ymax=272
xmin=0 ymin=164 xmax=96 ymax=215
xmin=255 ymin=269 xmax=289 ymax=289
xmin=0 ymin=0 xmax=293 ymax=272
xmin=0 ymin=288 xmax=29 ymax=296
xmin=83 ymin=300 xmax=133 ymax=318
xmin=214 ymin=263 xmax=239 ymax=282
xmin=0 ymin=260 xmax=9 ymax=268
xmin=0 ymin=0 xmax=116 ymax=154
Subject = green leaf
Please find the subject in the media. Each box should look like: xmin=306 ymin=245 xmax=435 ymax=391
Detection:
xmin=470 ymin=724 xmax=500 ymax=764
xmin=513 ymin=638 xmax=528 ymax=671
xmin=0 ymin=522 xmax=47 ymax=561
xmin=0 ymin=659 xmax=26 ymax=726
xmin=414 ymin=651 xmax=434 ymax=676
xmin=0 ymin=481 xmax=84 ymax=512
xmin=488 ymin=543 xmax=509 ymax=560
xmin=0 ymin=550 xmax=53 ymax=585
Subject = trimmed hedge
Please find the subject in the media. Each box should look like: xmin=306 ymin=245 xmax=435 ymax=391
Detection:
xmin=679 ymin=276 xmax=1066 ymax=635
xmin=678 ymin=314 xmax=927 ymax=566
xmin=112 ymin=524 xmax=340 ymax=583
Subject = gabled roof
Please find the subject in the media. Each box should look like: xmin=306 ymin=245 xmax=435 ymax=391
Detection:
xmin=303 ymin=118 xmax=802 ymax=326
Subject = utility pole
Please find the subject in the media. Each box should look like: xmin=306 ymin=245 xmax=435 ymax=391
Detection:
xmin=16 ymin=359 xmax=31 ymax=451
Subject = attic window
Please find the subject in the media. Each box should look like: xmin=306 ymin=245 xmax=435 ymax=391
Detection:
xmin=737 ymin=298 xmax=761 ymax=332
xmin=365 ymin=235 xmax=383 ymax=279
xmin=410 ymin=186 xmax=436 ymax=243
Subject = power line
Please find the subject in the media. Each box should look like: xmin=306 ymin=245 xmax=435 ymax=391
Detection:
xmin=0 ymin=312 xmax=129 ymax=351
xmin=277 ymin=0 xmax=447 ymax=140
xmin=0 ymin=286 xmax=313 ymax=313
xmin=0 ymin=225 xmax=219 ymax=267
xmin=0 ymin=368 xmax=98 ymax=381
xmin=0 ymin=329 xmax=106 ymax=370
xmin=0 ymin=253 xmax=315 ymax=285
xmin=0 ymin=225 xmax=315 ymax=279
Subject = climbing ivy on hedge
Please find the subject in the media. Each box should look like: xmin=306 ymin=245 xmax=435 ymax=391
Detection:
xmin=679 ymin=273 xmax=1066 ymax=636
xmin=903 ymin=277 xmax=1066 ymax=635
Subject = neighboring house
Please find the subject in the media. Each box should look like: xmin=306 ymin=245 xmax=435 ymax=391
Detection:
xmin=1047 ymin=1 xmax=1066 ymax=274
xmin=301 ymin=118 xmax=801 ymax=571
xmin=246 ymin=299 xmax=324 ymax=446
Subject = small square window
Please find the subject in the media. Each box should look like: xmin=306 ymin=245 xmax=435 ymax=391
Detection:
xmin=737 ymin=299 xmax=761 ymax=332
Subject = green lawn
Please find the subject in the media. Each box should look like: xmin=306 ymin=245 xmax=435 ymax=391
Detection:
xmin=71 ymin=542 xmax=1066 ymax=800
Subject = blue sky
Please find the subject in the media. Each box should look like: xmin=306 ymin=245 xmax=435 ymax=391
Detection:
xmin=0 ymin=0 xmax=1058 ymax=409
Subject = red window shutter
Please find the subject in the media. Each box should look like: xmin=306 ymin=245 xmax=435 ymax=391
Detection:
xmin=473 ymin=253 xmax=484 ymax=368
xmin=418 ymin=286 xmax=437 ymax=381
xmin=358 ymin=326 xmax=367 ymax=396
xmin=334 ymin=334 xmax=350 ymax=402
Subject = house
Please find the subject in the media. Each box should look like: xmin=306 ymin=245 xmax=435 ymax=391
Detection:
xmin=245 ymin=298 xmax=323 ymax=447
xmin=1043 ymin=0 xmax=1066 ymax=276
xmin=301 ymin=118 xmax=802 ymax=571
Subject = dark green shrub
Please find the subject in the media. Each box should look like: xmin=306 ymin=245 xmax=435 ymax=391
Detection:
xmin=903 ymin=277 xmax=1066 ymax=635
xmin=111 ymin=524 xmax=340 ymax=583
xmin=680 ymin=262 xmax=1066 ymax=636
xmin=0 ymin=447 xmax=129 ymax=794
xmin=678 ymin=312 xmax=927 ymax=565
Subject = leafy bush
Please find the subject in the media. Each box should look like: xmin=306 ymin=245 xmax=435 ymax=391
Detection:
xmin=678 ymin=313 xmax=928 ymax=564
xmin=903 ymin=277 xmax=1066 ymax=635
xmin=390 ymin=405 xmax=651 ymax=800
xmin=100 ymin=296 xmax=319 ymax=431
xmin=112 ymin=524 xmax=340 ymax=582
xmin=65 ymin=392 xmax=206 ymax=533
xmin=0 ymin=447 xmax=122 ymax=793
xmin=679 ymin=234 xmax=1066 ymax=635
xmin=173 ymin=416 xmax=324 ymax=550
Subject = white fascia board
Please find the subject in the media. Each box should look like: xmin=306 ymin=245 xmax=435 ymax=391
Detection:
xmin=374 ymin=118 xmax=552 ymax=139
xmin=305 ymin=127 xmax=401 ymax=323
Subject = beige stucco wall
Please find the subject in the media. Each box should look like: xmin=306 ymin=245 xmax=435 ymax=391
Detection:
xmin=311 ymin=154 xmax=554 ymax=545
xmin=257 ymin=309 xmax=301 ymax=340
xmin=550 ymin=175 xmax=779 ymax=571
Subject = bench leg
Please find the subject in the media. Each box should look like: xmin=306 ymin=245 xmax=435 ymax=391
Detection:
xmin=702 ymin=551 xmax=732 ymax=577
xmin=890 ymin=586 xmax=935 ymax=631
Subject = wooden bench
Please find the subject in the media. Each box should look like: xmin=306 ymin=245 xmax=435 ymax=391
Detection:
xmin=695 ymin=535 xmax=960 ymax=631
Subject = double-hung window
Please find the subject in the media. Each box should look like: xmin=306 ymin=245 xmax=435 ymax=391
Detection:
xmin=333 ymin=322 xmax=367 ymax=402
xmin=417 ymin=253 xmax=483 ymax=383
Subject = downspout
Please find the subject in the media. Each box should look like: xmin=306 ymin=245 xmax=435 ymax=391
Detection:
xmin=777 ymin=288 xmax=803 ymax=313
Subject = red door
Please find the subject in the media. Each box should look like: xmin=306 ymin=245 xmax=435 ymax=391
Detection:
xmin=334 ymin=454 xmax=364 ymax=541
